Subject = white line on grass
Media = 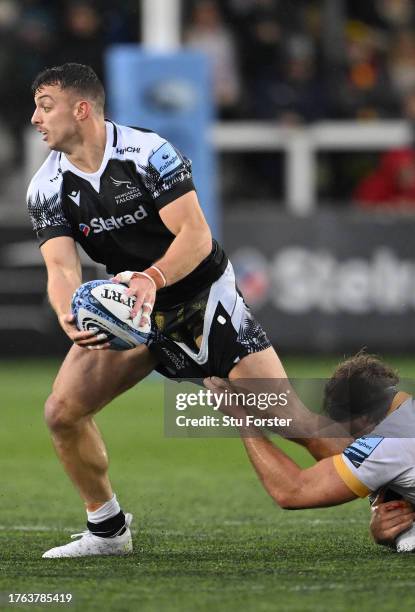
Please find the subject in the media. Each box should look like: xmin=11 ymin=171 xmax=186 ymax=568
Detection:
xmin=0 ymin=525 xmax=138 ymax=534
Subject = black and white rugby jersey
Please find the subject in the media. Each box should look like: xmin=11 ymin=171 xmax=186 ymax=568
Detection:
xmin=27 ymin=121 xmax=227 ymax=309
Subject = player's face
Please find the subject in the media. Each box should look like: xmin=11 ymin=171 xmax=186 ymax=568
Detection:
xmin=31 ymin=85 xmax=79 ymax=152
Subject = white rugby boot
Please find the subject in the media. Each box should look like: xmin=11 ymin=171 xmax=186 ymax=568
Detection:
xmin=42 ymin=513 xmax=133 ymax=558
xmin=396 ymin=522 xmax=415 ymax=552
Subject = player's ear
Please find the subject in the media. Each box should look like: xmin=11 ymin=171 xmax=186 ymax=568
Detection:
xmin=74 ymin=100 xmax=91 ymax=121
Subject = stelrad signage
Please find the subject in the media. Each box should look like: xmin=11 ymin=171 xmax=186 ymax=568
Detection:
xmin=225 ymin=210 xmax=415 ymax=352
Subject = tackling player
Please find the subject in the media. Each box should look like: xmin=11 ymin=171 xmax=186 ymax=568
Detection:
xmin=27 ymin=63 xmax=348 ymax=558
xmin=205 ymin=353 xmax=415 ymax=552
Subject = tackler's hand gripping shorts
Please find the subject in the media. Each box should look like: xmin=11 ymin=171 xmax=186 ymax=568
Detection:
xmin=148 ymin=261 xmax=271 ymax=381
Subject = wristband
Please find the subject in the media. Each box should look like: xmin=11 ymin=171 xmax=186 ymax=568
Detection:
xmin=150 ymin=265 xmax=167 ymax=288
xmin=132 ymin=265 xmax=167 ymax=290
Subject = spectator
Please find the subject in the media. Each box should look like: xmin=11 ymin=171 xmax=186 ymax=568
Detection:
xmin=388 ymin=30 xmax=415 ymax=100
xmin=329 ymin=20 xmax=399 ymax=119
xmin=4 ymin=0 xmax=57 ymax=164
xmin=0 ymin=0 xmax=20 ymax=173
xmin=54 ymin=1 xmax=105 ymax=80
xmin=348 ymin=0 xmax=415 ymax=33
xmin=185 ymin=0 xmax=240 ymax=118
xmin=235 ymin=0 xmax=282 ymax=118
xmin=354 ymin=89 xmax=415 ymax=209
xmin=257 ymin=34 xmax=327 ymax=123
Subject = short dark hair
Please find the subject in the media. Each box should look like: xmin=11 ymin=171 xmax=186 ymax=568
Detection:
xmin=31 ymin=63 xmax=105 ymax=112
xmin=323 ymin=351 xmax=399 ymax=423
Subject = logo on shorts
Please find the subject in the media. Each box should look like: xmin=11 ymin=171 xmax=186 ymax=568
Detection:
xmin=79 ymin=223 xmax=90 ymax=237
xmin=161 ymin=347 xmax=186 ymax=371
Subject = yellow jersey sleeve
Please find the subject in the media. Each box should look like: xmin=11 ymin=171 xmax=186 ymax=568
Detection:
xmin=333 ymin=454 xmax=372 ymax=498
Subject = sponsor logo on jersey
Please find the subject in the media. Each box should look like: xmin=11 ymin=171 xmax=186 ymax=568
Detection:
xmin=116 ymin=146 xmax=141 ymax=155
xmin=344 ymin=436 xmax=384 ymax=468
xmin=149 ymin=142 xmax=182 ymax=177
xmin=80 ymin=206 xmax=148 ymax=235
xmin=110 ymin=176 xmax=142 ymax=205
xmin=68 ymin=190 xmax=81 ymax=206
xmin=79 ymin=223 xmax=90 ymax=237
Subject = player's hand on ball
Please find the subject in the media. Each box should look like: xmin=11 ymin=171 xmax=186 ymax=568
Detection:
xmin=370 ymin=489 xmax=415 ymax=547
xmin=111 ymin=271 xmax=155 ymax=328
xmin=59 ymin=313 xmax=110 ymax=350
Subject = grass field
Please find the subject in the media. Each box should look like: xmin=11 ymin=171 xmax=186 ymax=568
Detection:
xmin=1 ymin=356 xmax=415 ymax=612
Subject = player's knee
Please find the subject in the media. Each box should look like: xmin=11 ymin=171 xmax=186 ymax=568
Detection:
xmin=44 ymin=394 xmax=79 ymax=432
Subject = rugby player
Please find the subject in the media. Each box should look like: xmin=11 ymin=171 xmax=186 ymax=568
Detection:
xmin=27 ymin=63 xmax=347 ymax=558
xmin=205 ymin=353 xmax=415 ymax=552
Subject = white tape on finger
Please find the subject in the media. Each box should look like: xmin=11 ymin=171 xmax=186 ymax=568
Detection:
xmin=115 ymin=270 xmax=135 ymax=284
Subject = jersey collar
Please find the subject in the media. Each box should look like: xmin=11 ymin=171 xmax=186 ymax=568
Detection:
xmin=387 ymin=391 xmax=412 ymax=415
xmin=60 ymin=121 xmax=115 ymax=193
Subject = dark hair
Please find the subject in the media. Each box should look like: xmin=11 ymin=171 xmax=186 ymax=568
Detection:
xmin=323 ymin=351 xmax=399 ymax=423
xmin=31 ymin=63 xmax=105 ymax=112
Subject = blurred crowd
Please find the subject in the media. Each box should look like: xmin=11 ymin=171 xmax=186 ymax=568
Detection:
xmin=185 ymin=0 xmax=415 ymax=122
xmin=0 ymin=0 xmax=138 ymax=171
xmin=2 ymin=0 xmax=415 ymax=205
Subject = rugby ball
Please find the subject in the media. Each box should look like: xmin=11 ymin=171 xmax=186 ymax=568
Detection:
xmin=71 ymin=280 xmax=151 ymax=350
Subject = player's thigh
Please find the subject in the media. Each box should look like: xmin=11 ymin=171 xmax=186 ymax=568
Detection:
xmin=228 ymin=346 xmax=321 ymax=436
xmin=51 ymin=343 xmax=157 ymax=416
xmin=229 ymin=346 xmax=287 ymax=380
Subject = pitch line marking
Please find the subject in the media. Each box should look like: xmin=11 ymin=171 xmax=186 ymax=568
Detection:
xmin=0 ymin=525 xmax=138 ymax=534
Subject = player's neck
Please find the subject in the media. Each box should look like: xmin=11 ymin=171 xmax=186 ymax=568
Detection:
xmin=65 ymin=120 xmax=107 ymax=174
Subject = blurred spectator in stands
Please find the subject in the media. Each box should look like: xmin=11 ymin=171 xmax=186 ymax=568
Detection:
xmin=0 ymin=0 xmax=20 ymax=177
xmin=2 ymin=0 xmax=57 ymax=166
xmin=185 ymin=0 xmax=240 ymax=118
xmin=354 ymin=89 xmax=415 ymax=209
xmin=348 ymin=0 xmax=415 ymax=33
xmin=54 ymin=1 xmax=104 ymax=80
xmin=388 ymin=30 xmax=415 ymax=100
xmin=234 ymin=0 xmax=282 ymax=118
xmin=329 ymin=20 xmax=399 ymax=119
xmin=256 ymin=34 xmax=326 ymax=123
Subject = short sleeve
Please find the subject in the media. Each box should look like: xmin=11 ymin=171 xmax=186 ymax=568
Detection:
xmin=138 ymin=140 xmax=195 ymax=209
xmin=333 ymin=436 xmax=406 ymax=497
xmin=27 ymin=183 xmax=73 ymax=246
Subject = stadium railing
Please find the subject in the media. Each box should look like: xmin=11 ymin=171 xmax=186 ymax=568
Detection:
xmin=25 ymin=120 xmax=412 ymax=217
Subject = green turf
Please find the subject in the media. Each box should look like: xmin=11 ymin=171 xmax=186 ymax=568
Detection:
xmin=0 ymin=357 xmax=414 ymax=612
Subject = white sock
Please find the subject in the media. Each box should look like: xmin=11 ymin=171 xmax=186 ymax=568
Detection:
xmin=86 ymin=494 xmax=121 ymax=524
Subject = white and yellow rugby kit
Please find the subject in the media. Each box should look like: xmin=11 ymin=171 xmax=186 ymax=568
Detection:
xmin=333 ymin=397 xmax=415 ymax=504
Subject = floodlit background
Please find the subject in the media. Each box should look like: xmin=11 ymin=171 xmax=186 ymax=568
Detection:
xmin=1 ymin=4 xmax=415 ymax=611
xmin=2 ymin=0 xmax=415 ymax=355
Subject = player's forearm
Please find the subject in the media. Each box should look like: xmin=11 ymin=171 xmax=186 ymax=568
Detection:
xmin=155 ymin=224 xmax=212 ymax=286
xmin=239 ymin=425 xmax=304 ymax=509
xmin=47 ymin=268 xmax=82 ymax=318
